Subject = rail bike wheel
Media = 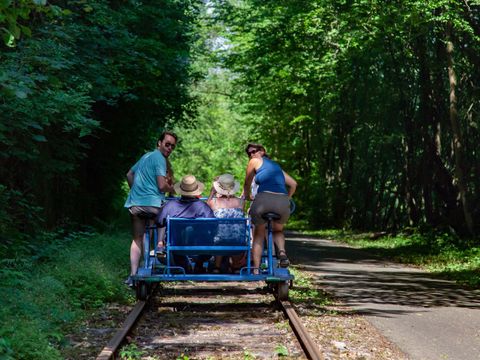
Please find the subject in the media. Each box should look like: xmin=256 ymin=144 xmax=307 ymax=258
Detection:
xmin=277 ymin=282 xmax=289 ymax=300
xmin=136 ymin=281 xmax=148 ymax=301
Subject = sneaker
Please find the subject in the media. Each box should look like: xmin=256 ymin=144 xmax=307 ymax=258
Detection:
xmin=124 ymin=276 xmax=135 ymax=288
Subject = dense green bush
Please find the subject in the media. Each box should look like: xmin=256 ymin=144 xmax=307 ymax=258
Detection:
xmin=0 ymin=0 xmax=199 ymax=242
xmin=0 ymin=230 xmax=133 ymax=359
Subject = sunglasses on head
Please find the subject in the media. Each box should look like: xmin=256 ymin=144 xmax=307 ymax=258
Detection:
xmin=247 ymin=149 xmax=260 ymax=156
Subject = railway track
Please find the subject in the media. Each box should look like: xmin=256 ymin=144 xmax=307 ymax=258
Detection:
xmin=97 ymin=282 xmax=323 ymax=360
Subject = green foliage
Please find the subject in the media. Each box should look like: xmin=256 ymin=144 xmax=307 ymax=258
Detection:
xmin=1 ymin=0 xmax=201 ymax=241
xmin=176 ymin=354 xmax=191 ymax=360
xmin=274 ymin=344 xmax=289 ymax=357
xmin=120 ymin=344 xmax=146 ymax=360
xmin=211 ymin=0 xmax=480 ymax=234
xmin=171 ymin=69 xmax=254 ymax=185
xmin=0 ymin=337 xmax=14 ymax=360
xmin=288 ymin=267 xmax=332 ymax=306
xmin=311 ymin=229 xmax=480 ymax=287
xmin=243 ymin=350 xmax=256 ymax=360
xmin=0 ymin=0 xmax=55 ymax=46
xmin=0 ymin=230 xmax=133 ymax=359
xmin=0 ymin=184 xmax=43 ymax=251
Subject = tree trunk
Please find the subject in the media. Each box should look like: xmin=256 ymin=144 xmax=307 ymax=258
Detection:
xmin=445 ymin=22 xmax=474 ymax=235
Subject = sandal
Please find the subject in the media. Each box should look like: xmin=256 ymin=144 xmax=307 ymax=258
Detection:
xmin=156 ymin=247 xmax=166 ymax=259
xmin=277 ymin=250 xmax=290 ymax=268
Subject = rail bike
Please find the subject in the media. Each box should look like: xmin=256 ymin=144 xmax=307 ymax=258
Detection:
xmin=131 ymin=200 xmax=295 ymax=301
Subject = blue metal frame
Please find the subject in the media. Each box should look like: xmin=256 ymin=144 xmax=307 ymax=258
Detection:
xmin=132 ymin=215 xmax=294 ymax=284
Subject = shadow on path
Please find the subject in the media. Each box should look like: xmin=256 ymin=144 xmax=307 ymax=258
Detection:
xmin=287 ymin=236 xmax=480 ymax=315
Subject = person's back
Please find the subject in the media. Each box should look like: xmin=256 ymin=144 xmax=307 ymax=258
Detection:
xmin=124 ymin=131 xmax=177 ymax=287
xmin=242 ymin=143 xmax=297 ymax=272
xmin=207 ymin=174 xmax=246 ymax=273
xmin=255 ymin=157 xmax=287 ymax=195
xmin=125 ymin=150 xmax=166 ymax=208
xmin=158 ymin=197 xmax=214 ymax=225
xmin=156 ymin=175 xmax=214 ymax=273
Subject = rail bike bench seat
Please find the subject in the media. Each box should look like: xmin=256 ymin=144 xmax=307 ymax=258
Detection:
xmin=132 ymin=215 xmax=294 ymax=300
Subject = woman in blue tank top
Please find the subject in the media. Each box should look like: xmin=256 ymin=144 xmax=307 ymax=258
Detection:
xmin=242 ymin=143 xmax=297 ymax=273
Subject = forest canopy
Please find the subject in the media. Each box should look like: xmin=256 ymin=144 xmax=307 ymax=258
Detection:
xmin=210 ymin=0 xmax=480 ymax=236
xmin=0 ymin=0 xmax=199 ymax=247
xmin=1 ymin=0 xmax=480 ymax=249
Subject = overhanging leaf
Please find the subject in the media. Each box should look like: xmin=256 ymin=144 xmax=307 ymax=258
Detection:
xmin=32 ymin=135 xmax=47 ymax=142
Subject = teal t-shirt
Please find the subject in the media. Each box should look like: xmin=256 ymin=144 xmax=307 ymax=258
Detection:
xmin=124 ymin=149 xmax=167 ymax=208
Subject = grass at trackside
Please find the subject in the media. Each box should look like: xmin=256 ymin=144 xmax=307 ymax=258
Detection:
xmin=299 ymin=229 xmax=480 ymax=288
xmin=1 ymin=226 xmax=476 ymax=359
xmin=0 ymin=230 xmax=134 ymax=360
xmin=288 ymin=267 xmax=333 ymax=308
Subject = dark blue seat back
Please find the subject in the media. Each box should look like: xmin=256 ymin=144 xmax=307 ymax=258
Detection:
xmin=167 ymin=218 xmax=249 ymax=255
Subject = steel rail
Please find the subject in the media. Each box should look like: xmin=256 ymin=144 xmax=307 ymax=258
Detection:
xmin=279 ymin=300 xmax=324 ymax=360
xmin=96 ymin=300 xmax=147 ymax=360
xmin=96 ymin=285 xmax=320 ymax=359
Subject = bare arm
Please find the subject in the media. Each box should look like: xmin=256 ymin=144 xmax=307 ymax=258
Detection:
xmin=206 ymin=186 xmax=216 ymax=209
xmin=243 ymin=158 xmax=262 ymax=200
xmin=157 ymin=175 xmax=175 ymax=194
xmin=283 ymin=170 xmax=297 ymax=198
xmin=126 ymin=169 xmax=135 ymax=188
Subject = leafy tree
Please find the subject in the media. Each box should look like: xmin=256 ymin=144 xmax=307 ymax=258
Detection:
xmin=0 ymin=0 xmax=200 ymax=247
xmin=211 ymin=0 xmax=480 ymax=235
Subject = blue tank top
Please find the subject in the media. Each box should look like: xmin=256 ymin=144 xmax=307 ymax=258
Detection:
xmin=255 ymin=157 xmax=287 ymax=194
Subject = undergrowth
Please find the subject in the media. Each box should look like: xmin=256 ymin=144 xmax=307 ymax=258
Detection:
xmin=301 ymin=229 xmax=480 ymax=288
xmin=0 ymin=230 xmax=133 ymax=359
xmin=288 ymin=268 xmax=332 ymax=308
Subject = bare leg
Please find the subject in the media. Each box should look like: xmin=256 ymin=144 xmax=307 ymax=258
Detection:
xmin=272 ymin=222 xmax=289 ymax=266
xmin=272 ymin=222 xmax=285 ymax=253
xmin=130 ymin=236 xmax=142 ymax=276
xmin=157 ymin=227 xmax=166 ymax=250
xmin=252 ymin=224 xmax=266 ymax=273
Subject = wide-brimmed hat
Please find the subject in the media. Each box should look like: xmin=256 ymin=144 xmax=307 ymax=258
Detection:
xmin=174 ymin=175 xmax=205 ymax=196
xmin=213 ymin=173 xmax=240 ymax=196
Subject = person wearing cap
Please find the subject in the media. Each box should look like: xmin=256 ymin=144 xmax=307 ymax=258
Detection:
xmin=242 ymin=142 xmax=297 ymax=272
xmin=156 ymin=175 xmax=215 ymax=273
xmin=207 ymin=174 xmax=246 ymax=273
xmin=124 ymin=131 xmax=177 ymax=287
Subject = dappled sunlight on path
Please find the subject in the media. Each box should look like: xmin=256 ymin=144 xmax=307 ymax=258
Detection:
xmin=287 ymin=234 xmax=480 ymax=360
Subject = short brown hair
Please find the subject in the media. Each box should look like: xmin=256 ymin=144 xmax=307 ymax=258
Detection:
xmin=159 ymin=131 xmax=178 ymax=143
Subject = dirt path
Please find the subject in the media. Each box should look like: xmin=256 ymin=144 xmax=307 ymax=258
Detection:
xmin=287 ymin=233 xmax=480 ymax=360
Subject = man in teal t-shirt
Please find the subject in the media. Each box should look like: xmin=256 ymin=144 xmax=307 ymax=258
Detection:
xmin=124 ymin=131 xmax=177 ymax=286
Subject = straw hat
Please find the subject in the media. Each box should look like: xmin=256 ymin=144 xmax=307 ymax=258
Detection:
xmin=213 ymin=173 xmax=240 ymax=196
xmin=174 ymin=175 xmax=205 ymax=196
